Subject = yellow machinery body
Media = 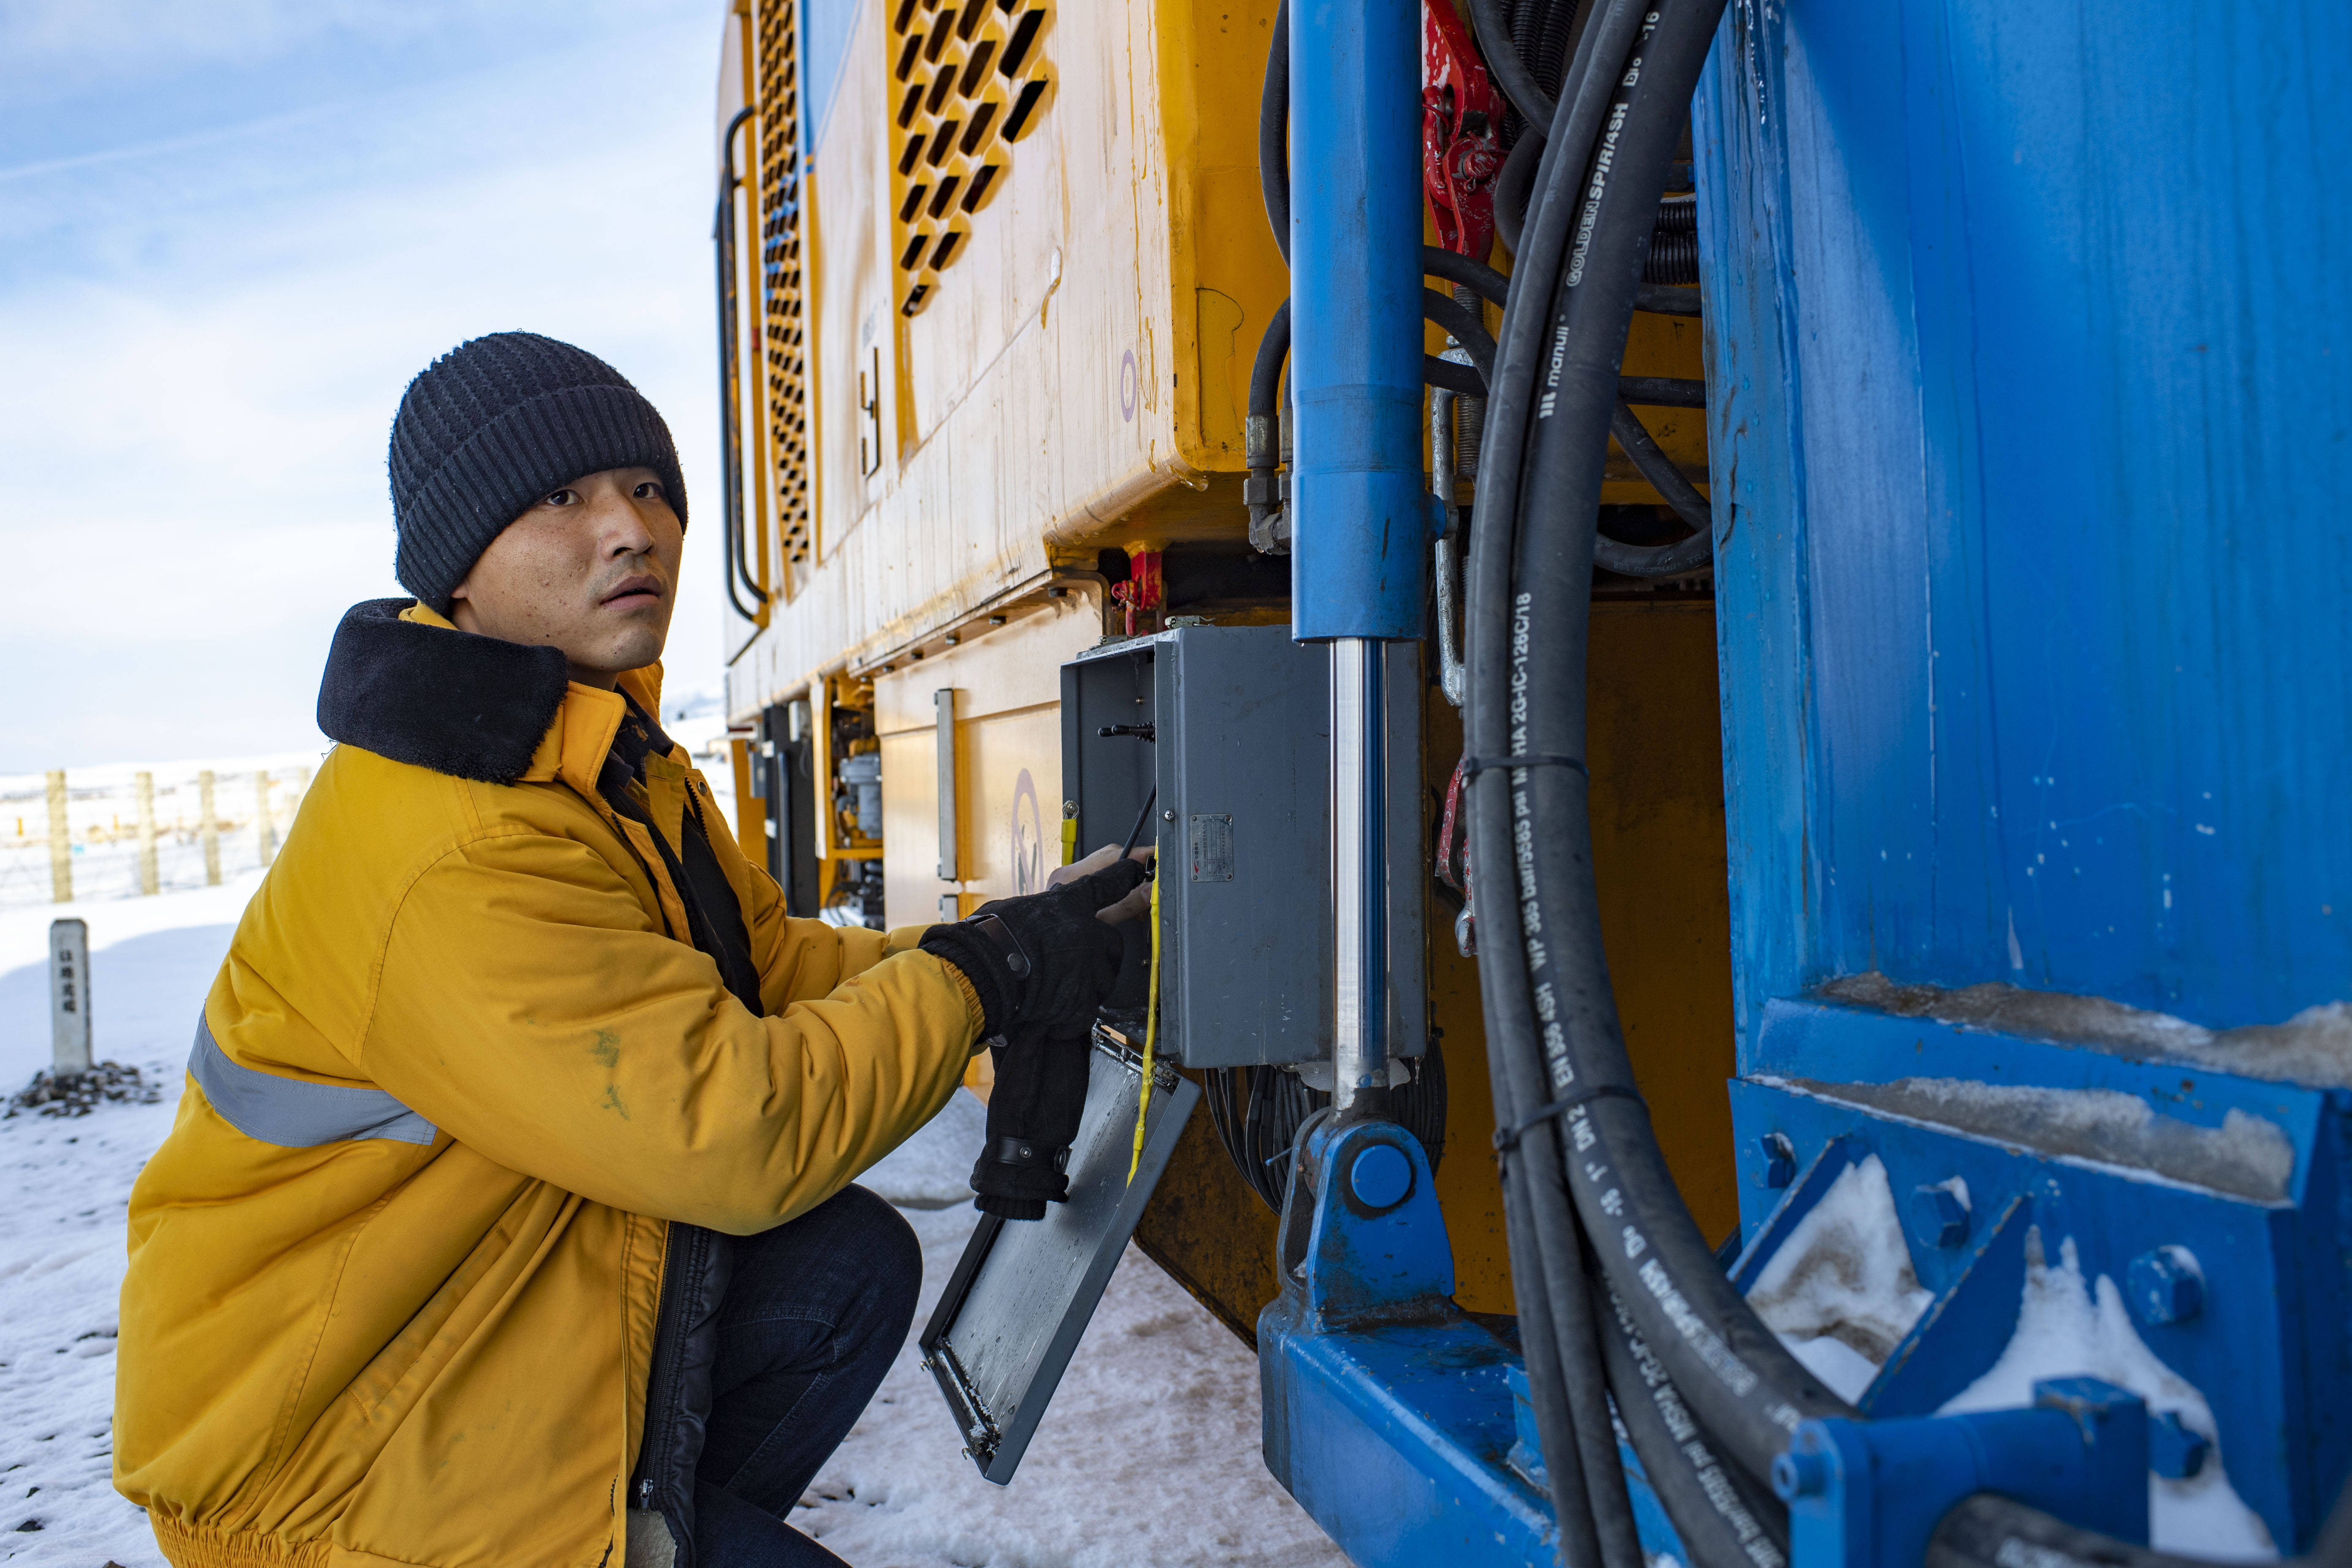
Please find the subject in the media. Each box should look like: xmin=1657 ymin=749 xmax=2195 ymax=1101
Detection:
xmin=714 ymin=0 xmax=1729 ymax=1337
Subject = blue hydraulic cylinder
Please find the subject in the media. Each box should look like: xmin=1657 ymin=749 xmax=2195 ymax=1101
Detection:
xmin=1288 ymin=0 xmax=1426 ymax=641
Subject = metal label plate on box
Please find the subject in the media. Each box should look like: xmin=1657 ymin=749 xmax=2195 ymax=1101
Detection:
xmin=1188 ymin=814 xmax=1234 ymax=881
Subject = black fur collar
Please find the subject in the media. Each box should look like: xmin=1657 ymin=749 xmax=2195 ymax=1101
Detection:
xmin=316 ymin=599 xmax=572 ymax=784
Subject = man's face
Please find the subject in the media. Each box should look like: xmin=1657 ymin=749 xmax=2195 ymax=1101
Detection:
xmin=447 ymin=466 xmax=682 ymax=687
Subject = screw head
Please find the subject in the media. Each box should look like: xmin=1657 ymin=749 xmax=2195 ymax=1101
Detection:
xmin=2127 ymin=1245 xmax=2205 ymax=1326
xmin=1909 ymin=1185 xmax=1970 ymax=1250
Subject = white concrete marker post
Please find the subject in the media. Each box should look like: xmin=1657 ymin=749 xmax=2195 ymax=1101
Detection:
xmin=50 ymin=917 xmax=92 ymax=1075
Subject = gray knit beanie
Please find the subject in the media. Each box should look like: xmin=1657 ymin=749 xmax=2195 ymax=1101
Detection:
xmin=387 ymin=332 xmax=688 ymax=614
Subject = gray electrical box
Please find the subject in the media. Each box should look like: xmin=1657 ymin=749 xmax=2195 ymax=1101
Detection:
xmin=1059 ymin=624 xmax=1424 ymax=1069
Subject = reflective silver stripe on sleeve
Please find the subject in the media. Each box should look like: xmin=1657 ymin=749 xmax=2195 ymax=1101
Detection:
xmin=189 ymin=1014 xmax=438 ymax=1148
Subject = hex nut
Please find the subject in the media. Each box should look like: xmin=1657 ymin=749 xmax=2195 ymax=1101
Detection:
xmin=2127 ymin=1245 xmax=2205 ymax=1326
xmin=2149 ymin=1411 xmax=2211 ymax=1479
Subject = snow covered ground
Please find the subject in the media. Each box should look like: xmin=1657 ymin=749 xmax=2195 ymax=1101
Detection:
xmin=0 ymin=876 xmax=1345 ymax=1568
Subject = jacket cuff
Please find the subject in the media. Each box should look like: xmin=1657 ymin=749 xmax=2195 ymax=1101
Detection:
xmin=917 ymin=923 xmax=1012 ymax=1038
xmin=933 ymin=956 xmax=990 ymax=1046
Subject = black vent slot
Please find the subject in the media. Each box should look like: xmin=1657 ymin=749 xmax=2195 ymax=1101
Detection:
xmin=959 ymin=99 xmax=999 ymax=154
xmin=1000 ymin=10 xmax=1044 ymax=76
xmin=960 ymin=163 xmax=1000 ymax=211
xmin=1002 ymin=76 xmax=1047 ymax=141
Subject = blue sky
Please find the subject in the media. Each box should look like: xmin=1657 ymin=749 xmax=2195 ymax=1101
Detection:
xmin=0 ymin=0 xmax=732 ymax=769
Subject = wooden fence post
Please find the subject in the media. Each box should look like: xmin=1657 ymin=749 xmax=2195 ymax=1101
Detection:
xmin=136 ymin=771 xmax=160 ymax=896
xmin=256 ymin=770 xmax=276 ymax=866
xmin=51 ymin=917 xmax=91 ymax=1074
xmin=46 ymin=770 xmax=71 ymax=904
xmin=199 ymin=770 xmax=221 ymax=885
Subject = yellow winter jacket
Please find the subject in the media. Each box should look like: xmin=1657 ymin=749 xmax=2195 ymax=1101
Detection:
xmin=114 ymin=600 xmax=980 ymax=1568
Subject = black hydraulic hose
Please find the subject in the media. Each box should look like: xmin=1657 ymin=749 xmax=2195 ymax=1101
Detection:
xmin=1608 ymin=401 xmax=1709 ymax=532
xmin=1259 ymin=0 xmax=1289 ymax=266
xmin=1594 ymin=1278 xmax=1791 ymax=1568
xmin=1427 ymin=357 xmax=1486 ymax=395
xmin=1424 ymin=245 xmax=1514 ymax=309
xmin=1424 ymin=289 xmax=1497 ymax=383
xmin=1249 ymin=299 xmax=1292 ymax=422
xmin=1494 ymin=133 xmax=1542 ymax=254
xmin=1600 ymin=400 xmax=1714 ymax=578
xmin=1480 ymin=0 xmax=1845 ymax=1482
xmin=1618 ymin=374 xmax=1707 ymax=407
xmin=1492 ymin=1144 xmax=1609 ymax=1568
xmin=1459 ymin=4 xmax=1666 ymax=1564
xmin=1245 ymin=299 xmax=1291 ymax=545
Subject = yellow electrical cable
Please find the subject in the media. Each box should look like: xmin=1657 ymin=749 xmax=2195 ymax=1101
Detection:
xmin=1127 ymin=863 xmax=1161 ymax=1184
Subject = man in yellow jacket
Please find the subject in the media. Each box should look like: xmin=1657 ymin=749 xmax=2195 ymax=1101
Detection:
xmin=113 ymin=332 xmax=1142 ymax=1568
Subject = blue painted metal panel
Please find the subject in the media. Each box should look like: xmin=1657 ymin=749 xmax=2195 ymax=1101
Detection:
xmin=1257 ymin=1119 xmax=1697 ymax=1567
xmin=1287 ymin=0 xmax=1426 ymax=640
xmin=1697 ymin=0 xmax=2352 ymax=1029
xmin=1779 ymin=1379 xmax=2149 ymax=1568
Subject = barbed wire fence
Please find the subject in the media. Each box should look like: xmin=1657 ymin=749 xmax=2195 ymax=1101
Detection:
xmin=0 ymin=754 xmax=322 ymax=908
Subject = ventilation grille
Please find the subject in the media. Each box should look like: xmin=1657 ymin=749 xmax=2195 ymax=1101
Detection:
xmin=757 ymin=4 xmax=812 ymax=569
xmin=888 ymin=0 xmax=1054 ymax=317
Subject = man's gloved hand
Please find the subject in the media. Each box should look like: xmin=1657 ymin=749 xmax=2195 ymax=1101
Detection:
xmin=968 ymin=1023 xmax=1093 ymax=1219
xmin=918 ymin=850 xmax=1149 ymax=1040
xmin=921 ymin=843 xmax=1154 ymax=1221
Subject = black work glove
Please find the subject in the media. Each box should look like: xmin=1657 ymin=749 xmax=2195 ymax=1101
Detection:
xmin=969 ymin=1021 xmax=1095 ymax=1220
xmin=918 ymin=857 xmax=1148 ymax=1039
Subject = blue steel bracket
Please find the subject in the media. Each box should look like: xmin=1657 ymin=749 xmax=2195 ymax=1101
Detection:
xmin=1279 ymin=1115 xmax=1455 ymax=1328
xmin=1258 ymin=1118 xmax=1606 ymax=1567
xmin=1775 ymin=1377 xmax=2150 ymax=1568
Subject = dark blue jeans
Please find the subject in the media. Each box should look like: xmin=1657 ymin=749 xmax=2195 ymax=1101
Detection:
xmin=692 ymin=1185 xmax=922 ymax=1568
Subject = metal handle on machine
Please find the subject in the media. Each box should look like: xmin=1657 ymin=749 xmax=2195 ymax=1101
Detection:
xmin=714 ymin=103 xmax=769 ymax=625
